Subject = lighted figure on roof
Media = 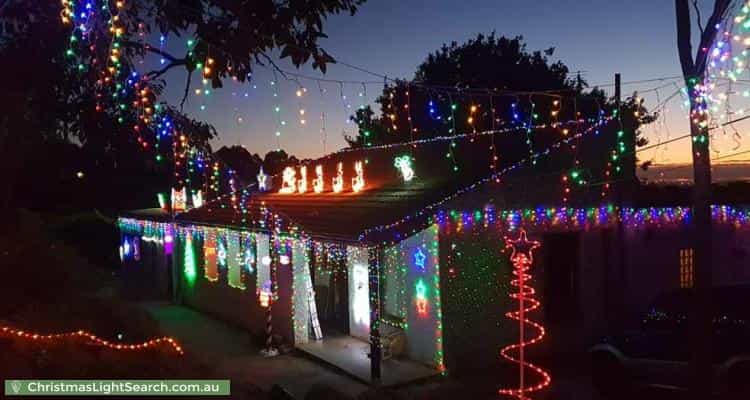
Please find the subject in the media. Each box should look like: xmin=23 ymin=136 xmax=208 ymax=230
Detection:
xmin=499 ymin=229 xmax=551 ymax=399
xmin=313 ymin=165 xmax=324 ymax=193
xmin=279 ymin=167 xmax=297 ymax=194
xmin=298 ymin=166 xmax=308 ymax=193
xmin=257 ymin=166 xmax=269 ymax=192
xmin=332 ymin=162 xmax=344 ymax=193
xmin=171 ymin=187 xmax=186 ymax=212
xmin=394 ymin=155 xmax=415 ymax=182
xmin=192 ymin=190 xmax=203 ymax=208
xmin=157 ymin=193 xmax=167 ymax=210
xmin=352 ymin=161 xmax=365 ymax=192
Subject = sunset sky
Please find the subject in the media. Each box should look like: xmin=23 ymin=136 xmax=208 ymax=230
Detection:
xmin=157 ymin=0 xmax=750 ymax=167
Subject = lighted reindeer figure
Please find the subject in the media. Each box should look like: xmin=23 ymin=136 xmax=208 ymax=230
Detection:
xmin=351 ymin=160 xmax=365 ymax=192
xmin=279 ymin=167 xmax=296 ymax=194
xmin=312 ymin=165 xmax=324 ymax=193
xmin=332 ymin=162 xmax=344 ymax=193
xmin=298 ymin=166 xmax=308 ymax=193
xmin=499 ymin=229 xmax=551 ymax=400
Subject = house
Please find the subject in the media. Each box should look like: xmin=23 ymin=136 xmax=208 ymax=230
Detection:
xmin=118 ymin=120 xmax=750 ymax=385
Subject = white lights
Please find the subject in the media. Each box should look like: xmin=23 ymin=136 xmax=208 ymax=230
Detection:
xmin=279 ymin=167 xmax=297 ymax=194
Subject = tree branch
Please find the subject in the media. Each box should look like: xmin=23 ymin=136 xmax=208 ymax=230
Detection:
xmin=692 ymin=0 xmax=705 ymax=37
xmin=145 ymin=59 xmax=187 ymax=80
xmin=258 ymin=53 xmax=289 ymax=80
xmin=180 ymin=69 xmax=193 ymax=112
xmin=694 ymin=0 xmax=732 ymax=74
xmin=675 ymin=0 xmax=696 ymax=77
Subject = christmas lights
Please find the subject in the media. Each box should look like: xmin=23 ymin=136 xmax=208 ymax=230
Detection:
xmin=257 ymin=167 xmax=269 ymax=192
xmin=298 ymin=166 xmax=308 ymax=194
xmin=498 ymin=229 xmax=551 ymax=399
xmin=352 ymin=161 xmax=365 ymax=192
xmin=413 ymin=248 xmax=426 ymax=272
xmin=332 ymin=162 xmax=344 ymax=193
xmin=171 ymin=187 xmax=186 ymax=212
xmin=394 ymin=155 xmax=415 ymax=182
xmin=0 ymin=326 xmax=184 ymax=355
xmin=313 ymin=165 xmax=325 ymax=193
xmin=279 ymin=167 xmax=297 ymax=194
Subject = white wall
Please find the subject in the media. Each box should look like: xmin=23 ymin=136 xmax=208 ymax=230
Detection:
xmin=347 ymin=246 xmax=370 ymax=340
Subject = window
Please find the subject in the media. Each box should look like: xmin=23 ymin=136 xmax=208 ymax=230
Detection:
xmin=679 ymin=248 xmax=694 ymax=288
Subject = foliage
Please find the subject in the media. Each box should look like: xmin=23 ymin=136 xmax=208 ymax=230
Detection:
xmin=0 ymin=0 xmax=363 ymax=212
xmin=345 ymin=34 xmax=655 ymax=199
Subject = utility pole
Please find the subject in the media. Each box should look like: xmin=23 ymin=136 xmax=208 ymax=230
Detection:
xmin=614 ymin=73 xmax=626 ymax=332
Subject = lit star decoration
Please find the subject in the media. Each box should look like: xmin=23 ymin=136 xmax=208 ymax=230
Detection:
xmin=413 ymin=248 xmax=426 ymax=272
xmin=499 ymin=229 xmax=551 ymax=399
xmin=257 ymin=167 xmax=269 ymax=191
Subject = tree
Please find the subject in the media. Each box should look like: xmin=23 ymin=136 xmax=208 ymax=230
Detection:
xmin=347 ymin=34 xmax=653 ymax=205
xmin=0 ymin=0 xmax=365 ymax=211
xmin=674 ymin=1 xmax=731 ymax=398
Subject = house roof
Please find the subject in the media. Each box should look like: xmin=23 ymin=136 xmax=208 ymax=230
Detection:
xmin=127 ymin=119 xmax=634 ymax=243
xmin=175 ymin=124 xmax=585 ymax=243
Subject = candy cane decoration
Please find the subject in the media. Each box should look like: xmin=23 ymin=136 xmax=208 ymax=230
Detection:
xmin=498 ymin=229 xmax=551 ymax=399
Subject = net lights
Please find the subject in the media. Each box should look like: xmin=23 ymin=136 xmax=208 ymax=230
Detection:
xmin=498 ymin=229 xmax=551 ymax=399
xmin=0 ymin=326 xmax=184 ymax=355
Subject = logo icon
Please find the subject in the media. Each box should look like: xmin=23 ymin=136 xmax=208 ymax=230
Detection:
xmin=10 ymin=380 xmax=22 ymax=394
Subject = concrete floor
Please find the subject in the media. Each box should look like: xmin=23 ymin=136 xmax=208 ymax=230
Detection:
xmin=297 ymin=335 xmax=440 ymax=386
xmin=139 ymin=302 xmax=368 ymax=399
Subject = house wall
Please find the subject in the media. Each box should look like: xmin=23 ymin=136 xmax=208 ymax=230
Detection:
xmin=171 ymin=228 xmax=294 ymax=344
xmin=381 ymin=225 xmax=444 ymax=369
xmin=347 ymin=245 xmax=370 ymax=340
xmin=437 ymin=218 xmax=750 ymax=374
xmin=439 ymin=221 xmax=512 ymax=374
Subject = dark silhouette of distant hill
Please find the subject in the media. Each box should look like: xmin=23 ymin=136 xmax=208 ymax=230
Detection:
xmin=638 ymin=162 xmax=750 ymax=184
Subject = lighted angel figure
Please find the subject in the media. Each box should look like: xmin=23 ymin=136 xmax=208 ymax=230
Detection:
xmin=279 ymin=166 xmax=297 ymax=194
xmin=313 ymin=165 xmax=324 ymax=193
xmin=352 ymin=160 xmax=365 ymax=192
xmin=332 ymin=162 xmax=344 ymax=193
xmin=297 ymin=166 xmax=308 ymax=193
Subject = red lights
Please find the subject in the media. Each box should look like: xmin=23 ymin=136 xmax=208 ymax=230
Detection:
xmin=0 ymin=326 xmax=184 ymax=355
xmin=498 ymin=229 xmax=551 ymax=399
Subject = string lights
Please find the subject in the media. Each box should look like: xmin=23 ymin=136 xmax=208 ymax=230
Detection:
xmin=0 ymin=326 xmax=184 ymax=355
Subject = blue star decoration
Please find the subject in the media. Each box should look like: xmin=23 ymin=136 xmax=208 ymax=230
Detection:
xmin=413 ymin=248 xmax=427 ymax=271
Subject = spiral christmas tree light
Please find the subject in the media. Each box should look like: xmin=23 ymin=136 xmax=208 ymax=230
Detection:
xmin=499 ymin=229 xmax=551 ymax=399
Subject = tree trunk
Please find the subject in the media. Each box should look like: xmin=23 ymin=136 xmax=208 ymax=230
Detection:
xmin=688 ymin=92 xmax=713 ymax=400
